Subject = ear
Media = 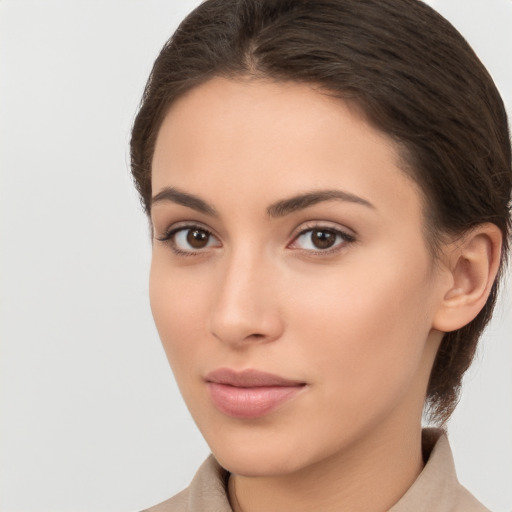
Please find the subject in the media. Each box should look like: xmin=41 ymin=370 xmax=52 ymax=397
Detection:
xmin=433 ymin=223 xmax=503 ymax=333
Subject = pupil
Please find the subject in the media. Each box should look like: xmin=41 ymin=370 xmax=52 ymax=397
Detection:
xmin=312 ymin=230 xmax=335 ymax=249
xmin=187 ymin=229 xmax=209 ymax=248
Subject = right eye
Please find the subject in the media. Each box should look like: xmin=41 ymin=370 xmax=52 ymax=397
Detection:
xmin=158 ymin=226 xmax=221 ymax=255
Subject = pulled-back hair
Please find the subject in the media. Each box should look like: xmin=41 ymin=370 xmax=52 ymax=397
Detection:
xmin=130 ymin=0 xmax=512 ymax=424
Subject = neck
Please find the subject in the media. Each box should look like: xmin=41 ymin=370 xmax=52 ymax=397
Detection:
xmin=229 ymin=420 xmax=424 ymax=512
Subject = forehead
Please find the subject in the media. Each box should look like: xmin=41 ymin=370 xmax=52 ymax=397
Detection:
xmin=152 ymin=77 xmax=422 ymax=220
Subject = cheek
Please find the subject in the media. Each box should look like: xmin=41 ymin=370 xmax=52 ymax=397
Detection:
xmin=287 ymin=251 xmax=436 ymax=403
xmin=149 ymin=256 xmax=210 ymax=367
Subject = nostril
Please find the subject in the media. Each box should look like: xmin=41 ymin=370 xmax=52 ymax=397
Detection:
xmin=248 ymin=333 xmax=265 ymax=340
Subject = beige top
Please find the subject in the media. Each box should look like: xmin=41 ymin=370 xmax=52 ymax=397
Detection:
xmin=143 ymin=429 xmax=490 ymax=512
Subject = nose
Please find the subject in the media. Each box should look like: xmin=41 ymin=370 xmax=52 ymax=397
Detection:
xmin=209 ymin=251 xmax=284 ymax=348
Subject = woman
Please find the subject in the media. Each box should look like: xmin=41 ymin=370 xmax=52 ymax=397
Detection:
xmin=130 ymin=0 xmax=511 ymax=510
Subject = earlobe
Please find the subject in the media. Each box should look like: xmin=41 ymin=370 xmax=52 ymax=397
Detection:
xmin=433 ymin=223 xmax=502 ymax=333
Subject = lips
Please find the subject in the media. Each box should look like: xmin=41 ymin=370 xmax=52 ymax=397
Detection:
xmin=205 ymin=368 xmax=306 ymax=419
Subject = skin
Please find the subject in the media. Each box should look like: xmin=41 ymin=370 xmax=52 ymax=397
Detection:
xmin=148 ymin=77 xmax=498 ymax=512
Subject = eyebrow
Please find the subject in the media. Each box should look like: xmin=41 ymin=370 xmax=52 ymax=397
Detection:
xmin=151 ymin=187 xmax=218 ymax=216
xmin=151 ymin=186 xmax=374 ymax=217
xmin=266 ymin=189 xmax=375 ymax=217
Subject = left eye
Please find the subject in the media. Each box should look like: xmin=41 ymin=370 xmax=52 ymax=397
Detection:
xmin=291 ymin=228 xmax=352 ymax=251
xmin=172 ymin=227 xmax=220 ymax=252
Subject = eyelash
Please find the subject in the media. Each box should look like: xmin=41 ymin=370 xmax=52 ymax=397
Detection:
xmin=156 ymin=223 xmax=356 ymax=256
xmin=156 ymin=223 xmax=219 ymax=257
xmin=289 ymin=223 xmax=356 ymax=254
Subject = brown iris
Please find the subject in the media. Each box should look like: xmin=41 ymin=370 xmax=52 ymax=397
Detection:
xmin=186 ymin=229 xmax=210 ymax=248
xmin=311 ymin=230 xmax=337 ymax=249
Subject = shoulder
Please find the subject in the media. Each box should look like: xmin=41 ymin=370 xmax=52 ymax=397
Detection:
xmin=455 ymin=486 xmax=492 ymax=512
xmin=141 ymin=488 xmax=189 ymax=512
xmin=141 ymin=455 xmax=232 ymax=512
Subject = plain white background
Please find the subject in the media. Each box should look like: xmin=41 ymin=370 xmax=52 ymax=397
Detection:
xmin=0 ymin=1 xmax=511 ymax=511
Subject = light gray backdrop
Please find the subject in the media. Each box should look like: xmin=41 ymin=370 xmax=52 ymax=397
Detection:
xmin=0 ymin=1 xmax=511 ymax=511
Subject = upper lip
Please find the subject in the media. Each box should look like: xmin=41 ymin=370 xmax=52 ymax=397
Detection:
xmin=205 ymin=368 xmax=305 ymax=388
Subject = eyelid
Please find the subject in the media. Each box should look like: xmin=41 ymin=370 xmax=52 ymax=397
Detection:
xmin=155 ymin=220 xmax=216 ymax=240
xmin=287 ymin=221 xmax=356 ymax=252
xmin=289 ymin=220 xmax=356 ymax=239
xmin=155 ymin=221 xmax=221 ymax=255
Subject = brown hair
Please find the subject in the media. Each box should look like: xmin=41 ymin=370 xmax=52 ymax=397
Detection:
xmin=130 ymin=0 xmax=512 ymax=424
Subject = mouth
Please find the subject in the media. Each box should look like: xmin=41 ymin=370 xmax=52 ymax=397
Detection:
xmin=205 ymin=368 xmax=307 ymax=419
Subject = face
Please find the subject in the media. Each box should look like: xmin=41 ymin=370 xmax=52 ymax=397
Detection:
xmin=150 ymin=77 xmax=447 ymax=477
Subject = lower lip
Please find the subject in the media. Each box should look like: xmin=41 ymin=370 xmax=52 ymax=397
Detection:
xmin=207 ymin=383 xmax=305 ymax=419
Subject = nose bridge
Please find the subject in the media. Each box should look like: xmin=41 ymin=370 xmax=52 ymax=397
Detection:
xmin=209 ymin=245 xmax=283 ymax=346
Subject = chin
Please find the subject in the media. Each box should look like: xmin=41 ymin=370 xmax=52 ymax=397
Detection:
xmin=213 ymin=445 xmax=305 ymax=478
xmin=202 ymin=423 xmax=333 ymax=478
